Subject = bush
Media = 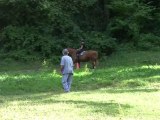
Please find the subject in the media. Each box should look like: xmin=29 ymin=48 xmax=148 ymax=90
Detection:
xmin=0 ymin=25 xmax=61 ymax=60
xmin=85 ymin=32 xmax=117 ymax=56
xmin=138 ymin=33 xmax=160 ymax=50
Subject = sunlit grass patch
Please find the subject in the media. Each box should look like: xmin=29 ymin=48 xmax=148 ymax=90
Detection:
xmin=0 ymin=70 xmax=62 ymax=95
xmin=141 ymin=65 xmax=160 ymax=69
xmin=0 ymin=74 xmax=10 ymax=81
xmin=74 ymin=70 xmax=92 ymax=77
xmin=121 ymin=79 xmax=148 ymax=87
xmin=88 ymin=64 xmax=160 ymax=88
xmin=0 ymin=50 xmax=160 ymax=120
xmin=0 ymin=88 xmax=160 ymax=120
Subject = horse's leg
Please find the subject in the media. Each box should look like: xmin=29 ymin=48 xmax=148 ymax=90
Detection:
xmin=78 ymin=62 xmax=81 ymax=68
xmin=93 ymin=61 xmax=96 ymax=69
xmin=74 ymin=59 xmax=80 ymax=69
xmin=76 ymin=62 xmax=80 ymax=69
xmin=75 ymin=55 xmax=81 ymax=69
xmin=92 ymin=59 xmax=97 ymax=69
xmin=91 ymin=61 xmax=95 ymax=69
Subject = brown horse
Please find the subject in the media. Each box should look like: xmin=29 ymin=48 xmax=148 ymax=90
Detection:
xmin=67 ymin=48 xmax=98 ymax=69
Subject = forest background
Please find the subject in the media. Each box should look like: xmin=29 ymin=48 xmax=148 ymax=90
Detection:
xmin=0 ymin=0 xmax=159 ymax=61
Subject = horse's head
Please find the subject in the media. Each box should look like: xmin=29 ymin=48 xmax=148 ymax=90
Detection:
xmin=67 ymin=48 xmax=77 ymax=63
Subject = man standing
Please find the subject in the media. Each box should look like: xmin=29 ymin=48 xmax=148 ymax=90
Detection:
xmin=60 ymin=49 xmax=74 ymax=92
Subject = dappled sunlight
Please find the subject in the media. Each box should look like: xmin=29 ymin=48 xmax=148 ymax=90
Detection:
xmin=117 ymin=65 xmax=160 ymax=73
xmin=68 ymin=64 xmax=160 ymax=90
xmin=150 ymin=75 xmax=160 ymax=79
xmin=117 ymin=68 xmax=134 ymax=73
xmin=0 ymin=74 xmax=9 ymax=81
xmin=0 ymin=72 xmax=43 ymax=81
xmin=1 ymin=88 xmax=160 ymax=120
xmin=141 ymin=65 xmax=160 ymax=69
xmin=145 ymin=75 xmax=160 ymax=82
xmin=0 ymin=73 xmax=32 ymax=81
xmin=0 ymin=70 xmax=61 ymax=82
xmin=98 ymin=87 xmax=160 ymax=93
xmin=51 ymin=69 xmax=61 ymax=78
xmin=13 ymin=74 xmax=32 ymax=80
xmin=0 ymin=91 xmax=132 ymax=119
xmin=0 ymin=70 xmax=62 ymax=95
xmin=74 ymin=71 xmax=92 ymax=77
xmin=74 ymin=65 xmax=92 ymax=77
xmin=0 ymin=51 xmax=160 ymax=119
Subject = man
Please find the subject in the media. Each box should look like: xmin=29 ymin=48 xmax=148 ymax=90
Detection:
xmin=60 ymin=49 xmax=74 ymax=92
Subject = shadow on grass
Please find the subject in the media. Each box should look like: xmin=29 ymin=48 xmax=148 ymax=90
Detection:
xmin=100 ymin=88 xmax=160 ymax=94
xmin=43 ymin=99 xmax=131 ymax=116
xmin=71 ymin=66 xmax=160 ymax=91
xmin=95 ymin=66 xmax=160 ymax=81
xmin=0 ymin=64 xmax=160 ymax=96
xmin=0 ymin=70 xmax=62 ymax=96
xmin=1 ymin=93 xmax=131 ymax=117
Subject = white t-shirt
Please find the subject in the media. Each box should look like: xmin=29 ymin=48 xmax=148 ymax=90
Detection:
xmin=60 ymin=55 xmax=74 ymax=74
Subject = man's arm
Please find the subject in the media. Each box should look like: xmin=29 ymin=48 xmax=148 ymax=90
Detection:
xmin=60 ymin=57 xmax=64 ymax=74
xmin=61 ymin=65 xmax=64 ymax=73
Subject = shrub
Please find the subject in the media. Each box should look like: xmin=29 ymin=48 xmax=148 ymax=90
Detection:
xmin=138 ymin=33 xmax=160 ymax=50
xmin=85 ymin=32 xmax=117 ymax=56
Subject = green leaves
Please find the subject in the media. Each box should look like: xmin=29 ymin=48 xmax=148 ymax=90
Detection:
xmin=107 ymin=0 xmax=156 ymax=46
xmin=0 ymin=0 xmax=159 ymax=60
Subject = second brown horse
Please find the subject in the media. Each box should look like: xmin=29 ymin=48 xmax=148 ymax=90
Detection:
xmin=67 ymin=48 xmax=98 ymax=69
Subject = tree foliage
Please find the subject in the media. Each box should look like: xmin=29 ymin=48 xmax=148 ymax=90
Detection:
xmin=0 ymin=0 xmax=159 ymax=60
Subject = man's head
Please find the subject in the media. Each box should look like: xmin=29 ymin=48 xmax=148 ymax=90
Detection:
xmin=62 ymin=49 xmax=69 ymax=55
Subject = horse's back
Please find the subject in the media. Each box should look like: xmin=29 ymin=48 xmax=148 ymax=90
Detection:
xmin=67 ymin=48 xmax=98 ymax=60
xmin=84 ymin=50 xmax=98 ymax=59
xmin=87 ymin=50 xmax=98 ymax=56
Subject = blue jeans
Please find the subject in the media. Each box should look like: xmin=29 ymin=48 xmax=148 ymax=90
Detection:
xmin=62 ymin=73 xmax=73 ymax=92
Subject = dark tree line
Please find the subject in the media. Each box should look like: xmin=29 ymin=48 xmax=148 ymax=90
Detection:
xmin=0 ymin=0 xmax=159 ymax=60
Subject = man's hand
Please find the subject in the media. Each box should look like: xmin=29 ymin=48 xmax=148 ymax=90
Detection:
xmin=60 ymin=65 xmax=64 ymax=74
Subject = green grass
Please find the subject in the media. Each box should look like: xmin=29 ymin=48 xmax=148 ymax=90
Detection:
xmin=0 ymin=51 xmax=160 ymax=120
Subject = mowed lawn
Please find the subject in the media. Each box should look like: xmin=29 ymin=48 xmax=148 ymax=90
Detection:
xmin=0 ymin=51 xmax=160 ymax=120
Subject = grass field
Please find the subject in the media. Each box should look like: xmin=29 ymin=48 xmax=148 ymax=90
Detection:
xmin=0 ymin=51 xmax=160 ymax=120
